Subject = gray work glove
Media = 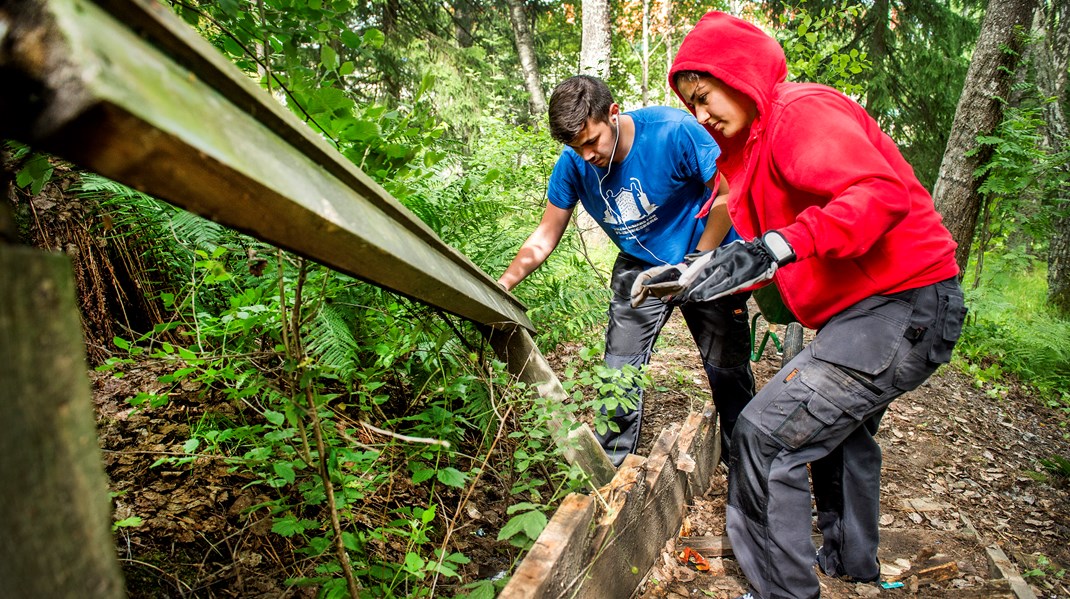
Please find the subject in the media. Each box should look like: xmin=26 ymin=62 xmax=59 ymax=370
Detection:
xmin=636 ymin=231 xmax=796 ymax=304
xmin=629 ymin=263 xmax=688 ymax=308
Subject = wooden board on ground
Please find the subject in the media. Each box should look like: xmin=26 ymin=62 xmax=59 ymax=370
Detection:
xmin=498 ymin=405 xmax=719 ymax=599
xmin=671 ymin=526 xmax=1033 ymax=599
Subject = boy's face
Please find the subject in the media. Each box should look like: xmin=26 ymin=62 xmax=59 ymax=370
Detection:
xmin=566 ymin=112 xmax=619 ymax=168
xmin=678 ymin=74 xmax=756 ymax=138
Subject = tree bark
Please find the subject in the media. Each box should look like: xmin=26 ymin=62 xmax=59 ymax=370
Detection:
xmin=1037 ymin=0 xmax=1070 ymax=312
xmin=454 ymin=0 xmax=475 ymax=48
xmin=662 ymin=0 xmax=674 ymax=104
xmin=580 ymin=0 xmax=612 ymax=79
xmin=505 ymin=0 xmax=547 ymax=115
xmin=932 ymin=0 xmax=1037 ymax=273
xmin=641 ymin=0 xmax=650 ymax=106
xmin=864 ymin=0 xmax=890 ymax=113
xmin=380 ymin=0 xmax=401 ymax=100
xmin=0 ymin=244 xmax=125 ymax=598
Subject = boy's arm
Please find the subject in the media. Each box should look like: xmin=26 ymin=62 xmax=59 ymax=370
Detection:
xmin=498 ymin=204 xmax=574 ymax=291
xmin=695 ymin=173 xmax=731 ymax=252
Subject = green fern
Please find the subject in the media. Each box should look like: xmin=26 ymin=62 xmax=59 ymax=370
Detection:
xmin=304 ymin=302 xmax=361 ymax=380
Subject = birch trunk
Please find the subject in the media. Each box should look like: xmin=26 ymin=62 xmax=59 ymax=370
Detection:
xmin=505 ymin=0 xmax=547 ymax=115
xmin=580 ymin=0 xmax=611 ymax=79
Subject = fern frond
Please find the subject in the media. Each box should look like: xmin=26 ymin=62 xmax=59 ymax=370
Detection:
xmin=304 ymin=303 xmax=360 ymax=379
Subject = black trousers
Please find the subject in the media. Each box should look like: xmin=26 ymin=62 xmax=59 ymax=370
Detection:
xmin=596 ymin=253 xmax=755 ymax=466
xmin=727 ymin=278 xmax=967 ymax=599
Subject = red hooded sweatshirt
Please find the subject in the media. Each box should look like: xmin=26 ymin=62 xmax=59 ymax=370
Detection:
xmin=669 ymin=11 xmax=959 ymax=329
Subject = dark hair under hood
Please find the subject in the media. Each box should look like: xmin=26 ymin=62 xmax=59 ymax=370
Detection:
xmin=668 ymin=12 xmax=787 ymax=181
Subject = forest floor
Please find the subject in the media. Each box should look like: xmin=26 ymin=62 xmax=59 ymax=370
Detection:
xmin=92 ymin=301 xmax=1070 ymax=598
xmin=622 ymin=310 xmax=1070 ymax=599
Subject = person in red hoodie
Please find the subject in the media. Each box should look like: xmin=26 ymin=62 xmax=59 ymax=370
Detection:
xmin=631 ymin=11 xmax=968 ymax=599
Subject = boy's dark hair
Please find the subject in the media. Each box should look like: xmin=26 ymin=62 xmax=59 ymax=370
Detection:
xmin=548 ymin=75 xmax=614 ymax=144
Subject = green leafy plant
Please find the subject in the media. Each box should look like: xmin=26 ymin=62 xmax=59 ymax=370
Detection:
xmin=775 ymin=3 xmax=872 ymax=97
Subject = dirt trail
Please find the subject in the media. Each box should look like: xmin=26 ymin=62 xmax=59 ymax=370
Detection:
xmin=630 ymin=309 xmax=1070 ymax=599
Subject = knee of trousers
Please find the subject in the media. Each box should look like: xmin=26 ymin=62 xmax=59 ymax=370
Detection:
xmin=728 ymin=417 xmax=783 ymax=526
xmin=703 ymin=361 xmax=756 ymax=402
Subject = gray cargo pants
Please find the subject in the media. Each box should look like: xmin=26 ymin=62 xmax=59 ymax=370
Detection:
xmin=597 ymin=253 xmax=755 ymax=466
xmin=727 ymin=278 xmax=966 ymax=599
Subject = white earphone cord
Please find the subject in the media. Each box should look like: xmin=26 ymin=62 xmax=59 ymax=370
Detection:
xmin=597 ymin=115 xmax=670 ymax=266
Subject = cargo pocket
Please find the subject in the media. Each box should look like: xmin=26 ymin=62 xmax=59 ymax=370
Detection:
xmin=810 ymin=294 xmax=912 ymax=375
xmin=930 ymin=292 xmax=966 ymax=363
xmin=772 ymin=392 xmax=843 ymax=450
xmin=894 ymin=283 xmax=967 ymax=390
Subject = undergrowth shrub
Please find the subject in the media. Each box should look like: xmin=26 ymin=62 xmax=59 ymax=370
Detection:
xmin=87 ymin=113 xmax=625 ymax=597
xmin=958 ymin=253 xmax=1070 ymax=416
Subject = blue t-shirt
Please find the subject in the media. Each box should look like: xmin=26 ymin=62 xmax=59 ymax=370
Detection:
xmin=547 ymin=106 xmax=741 ymax=266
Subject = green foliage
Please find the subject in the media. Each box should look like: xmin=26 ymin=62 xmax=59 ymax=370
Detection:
xmin=561 ymin=345 xmax=649 ymax=437
xmin=112 ymin=515 xmax=144 ymax=531
xmin=1039 ymin=455 xmax=1070 ymax=479
xmin=775 ymin=4 xmax=872 ymax=97
xmin=7 ymin=141 xmax=54 ymax=196
xmin=957 ymin=253 xmax=1070 ymax=413
xmin=970 ymin=104 xmax=1070 ymax=261
xmin=1022 ymin=553 xmax=1067 ymax=580
xmin=88 ymin=150 xmax=607 ymax=595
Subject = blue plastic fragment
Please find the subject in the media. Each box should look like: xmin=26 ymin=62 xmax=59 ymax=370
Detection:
xmin=880 ymin=581 xmax=905 ymax=589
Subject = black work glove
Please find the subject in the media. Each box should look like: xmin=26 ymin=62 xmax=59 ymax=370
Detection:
xmin=636 ymin=231 xmax=796 ymax=305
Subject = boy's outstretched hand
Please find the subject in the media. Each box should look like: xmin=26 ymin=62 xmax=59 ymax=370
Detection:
xmin=630 ymin=231 xmax=795 ymax=307
xmin=629 ymin=263 xmax=688 ymax=307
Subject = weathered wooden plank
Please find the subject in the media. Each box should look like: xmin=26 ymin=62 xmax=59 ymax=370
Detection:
xmin=0 ymin=0 xmax=531 ymax=331
xmin=498 ymin=406 xmax=720 ymax=599
xmin=986 ymin=544 xmax=1039 ymax=599
xmin=0 ymin=245 xmax=124 ymax=598
xmin=498 ymin=493 xmax=597 ymax=599
xmin=679 ymin=533 xmax=822 ymax=558
xmin=674 ymin=404 xmax=719 ymax=498
xmin=580 ymin=427 xmax=689 ymax=598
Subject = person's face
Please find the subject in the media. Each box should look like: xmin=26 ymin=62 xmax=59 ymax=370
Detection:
xmin=567 ymin=110 xmax=619 ymax=168
xmin=677 ymin=74 xmax=756 ymax=138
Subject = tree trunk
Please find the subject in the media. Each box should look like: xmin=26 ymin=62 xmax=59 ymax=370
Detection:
xmin=454 ymin=0 xmax=474 ymax=48
xmin=662 ymin=0 xmax=674 ymax=104
xmin=932 ymin=0 xmax=1037 ymax=273
xmin=1038 ymin=0 xmax=1070 ymax=312
xmin=580 ymin=0 xmax=612 ymax=79
xmin=505 ymin=0 xmax=547 ymax=115
xmin=380 ymin=0 xmax=401 ymax=101
xmin=641 ymin=0 xmax=650 ymax=106
xmin=864 ymin=0 xmax=890 ymax=113
xmin=0 ymin=244 xmax=125 ymax=598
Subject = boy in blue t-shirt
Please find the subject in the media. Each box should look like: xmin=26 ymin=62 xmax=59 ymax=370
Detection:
xmin=499 ymin=75 xmax=754 ymax=466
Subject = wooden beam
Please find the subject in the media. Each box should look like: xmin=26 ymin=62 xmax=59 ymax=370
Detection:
xmin=0 ymin=0 xmax=532 ymax=331
xmin=986 ymin=544 xmax=1039 ymax=599
xmin=499 ymin=406 xmax=720 ymax=599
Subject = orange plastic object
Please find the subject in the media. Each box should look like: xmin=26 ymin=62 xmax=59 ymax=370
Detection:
xmin=677 ymin=546 xmax=711 ymax=571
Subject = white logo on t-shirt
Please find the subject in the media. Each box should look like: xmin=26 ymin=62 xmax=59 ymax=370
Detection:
xmin=603 ymin=178 xmax=656 ymax=225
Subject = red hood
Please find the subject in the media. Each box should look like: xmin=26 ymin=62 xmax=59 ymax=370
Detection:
xmin=668 ymin=12 xmax=787 ymax=183
xmin=666 ymin=11 xmax=959 ymax=328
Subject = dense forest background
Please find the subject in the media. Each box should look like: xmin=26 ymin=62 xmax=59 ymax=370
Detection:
xmin=3 ymin=0 xmax=1069 ymax=597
